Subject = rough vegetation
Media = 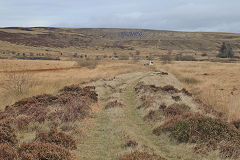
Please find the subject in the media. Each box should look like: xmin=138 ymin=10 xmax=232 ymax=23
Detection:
xmin=164 ymin=103 xmax=190 ymax=117
xmin=0 ymin=143 xmax=18 ymax=160
xmin=6 ymin=85 xmax=98 ymax=123
xmin=0 ymin=68 xmax=239 ymax=159
xmin=135 ymin=82 xmax=192 ymax=96
xmin=36 ymin=129 xmax=77 ymax=150
xmin=0 ymin=113 xmax=18 ymax=145
xmin=156 ymin=117 xmax=240 ymax=144
xmin=105 ymin=100 xmax=123 ymax=109
xmin=135 ymin=79 xmax=240 ymax=159
xmin=18 ymin=142 xmax=71 ymax=160
xmin=153 ymin=109 xmax=240 ymax=158
xmin=0 ymin=84 xmax=98 ymax=159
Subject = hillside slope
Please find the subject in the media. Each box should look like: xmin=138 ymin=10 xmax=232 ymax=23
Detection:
xmin=0 ymin=27 xmax=240 ymax=58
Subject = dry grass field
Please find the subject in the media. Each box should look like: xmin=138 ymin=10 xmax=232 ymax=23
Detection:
xmin=1 ymin=59 xmax=240 ymax=159
xmin=1 ymin=59 xmax=240 ymax=122
xmin=159 ymin=61 xmax=240 ymax=121
xmin=0 ymin=59 xmax=75 ymax=71
xmin=0 ymin=59 xmax=147 ymax=109
xmin=1 ymin=27 xmax=240 ymax=160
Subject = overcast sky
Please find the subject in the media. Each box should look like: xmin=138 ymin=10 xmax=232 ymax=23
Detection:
xmin=0 ymin=0 xmax=240 ymax=32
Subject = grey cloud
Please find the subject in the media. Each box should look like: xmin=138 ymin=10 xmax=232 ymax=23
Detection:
xmin=0 ymin=0 xmax=240 ymax=32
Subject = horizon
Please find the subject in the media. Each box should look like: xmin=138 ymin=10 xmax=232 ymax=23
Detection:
xmin=0 ymin=0 xmax=240 ymax=33
xmin=1 ymin=26 xmax=240 ymax=34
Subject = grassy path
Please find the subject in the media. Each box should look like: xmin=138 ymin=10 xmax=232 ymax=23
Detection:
xmin=120 ymin=80 xmax=205 ymax=160
xmin=76 ymin=72 xmax=211 ymax=160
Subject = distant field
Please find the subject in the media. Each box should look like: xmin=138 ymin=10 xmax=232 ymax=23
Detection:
xmin=0 ymin=27 xmax=240 ymax=61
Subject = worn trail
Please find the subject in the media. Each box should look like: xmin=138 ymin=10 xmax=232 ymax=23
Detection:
xmin=76 ymin=71 xmax=213 ymax=160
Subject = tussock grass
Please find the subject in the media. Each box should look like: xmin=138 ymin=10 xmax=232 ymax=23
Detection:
xmin=153 ymin=115 xmax=240 ymax=158
xmin=180 ymin=77 xmax=200 ymax=85
xmin=158 ymin=61 xmax=240 ymax=121
xmin=75 ymin=59 xmax=98 ymax=69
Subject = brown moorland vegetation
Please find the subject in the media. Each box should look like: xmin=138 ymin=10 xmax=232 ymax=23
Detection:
xmin=0 ymin=27 xmax=240 ymax=159
xmin=158 ymin=61 xmax=240 ymax=121
xmin=0 ymin=84 xmax=98 ymax=159
xmin=134 ymin=75 xmax=240 ymax=159
xmin=0 ymin=60 xmax=145 ymax=109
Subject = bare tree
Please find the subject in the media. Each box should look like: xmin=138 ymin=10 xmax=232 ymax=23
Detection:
xmin=0 ymin=65 xmax=34 ymax=96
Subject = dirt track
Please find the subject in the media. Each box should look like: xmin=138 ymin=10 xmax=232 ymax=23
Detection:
xmin=75 ymin=71 xmax=213 ymax=160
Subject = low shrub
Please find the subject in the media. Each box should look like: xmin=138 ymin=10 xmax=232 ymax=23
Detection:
xmin=15 ymin=115 xmax=32 ymax=130
xmin=161 ymin=85 xmax=180 ymax=94
xmin=164 ymin=103 xmax=190 ymax=117
xmin=0 ymin=143 xmax=17 ymax=160
xmin=137 ymin=100 xmax=154 ymax=109
xmin=124 ymin=140 xmax=138 ymax=148
xmin=181 ymin=88 xmax=192 ymax=96
xmin=219 ymin=140 xmax=240 ymax=158
xmin=144 ymin=110 xmax=163 ymax=121
xmin=60 ymin=97 xmax=91 ymax=122
xmin=13 ymin=94 xmax=58 ymax=107
xmin=105 ymin=100 xmax=123 ymax=109
xmin=0 ymin=120 xmax=18 ymax=145
xmin=18 ymin=142 xmax=71 ymax=160
xmin=155 ymin=117 xmax=240 ymax=144
xmin=36 ymin=129 xmax=77 ymax=150
xmin=11 ymin=85 xmax=98 ymax=123
xmin=59 ymin=85 xmax=98 ymax=102
xmin=136 ymin=84 xmax=180 ymax=94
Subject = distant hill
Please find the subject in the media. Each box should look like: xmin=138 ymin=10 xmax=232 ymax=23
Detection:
xmin=0 ymin=27 xmax=240 ymax=58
